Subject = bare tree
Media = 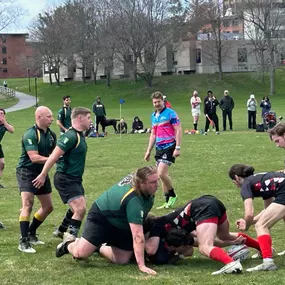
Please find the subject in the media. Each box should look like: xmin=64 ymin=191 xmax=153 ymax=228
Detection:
xmin=243 ymin=0 xmax=285 ymax=95
xmin=0 ymin=0 xmax=26 ymax=31
xmin=188 ymin=0 xmax=234 ymax=80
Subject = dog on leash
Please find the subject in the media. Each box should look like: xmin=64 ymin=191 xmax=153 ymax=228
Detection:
xmin=104 ymin=118 xmax=120 ymax=133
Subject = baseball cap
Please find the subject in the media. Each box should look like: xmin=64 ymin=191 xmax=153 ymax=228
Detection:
xmin=250 ymin=94 xmax=255 ymax=99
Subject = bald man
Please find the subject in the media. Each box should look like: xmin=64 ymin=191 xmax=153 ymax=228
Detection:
xmin=16 ymin=106 xmax=56 ymax=253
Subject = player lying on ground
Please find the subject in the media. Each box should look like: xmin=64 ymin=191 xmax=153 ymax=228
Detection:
xmin=146 ymin=195 xmax=261 ymax=275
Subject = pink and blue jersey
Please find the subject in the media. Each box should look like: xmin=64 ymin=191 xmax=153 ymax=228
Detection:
xmin=151 ymin=107 xmax=180 ymax=150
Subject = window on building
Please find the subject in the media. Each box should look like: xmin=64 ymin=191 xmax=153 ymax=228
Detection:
xmin=238 ymin=48 xmax=247 ymax=63
xmin=281 ymin=53 xmax=285 ymax=64
xmin=233 ymin=19 xmax=240 ymax=26
xmin=233 ymin=30 xmax=239 ymax=34
xmin=196 ymin=48 xmax=201 ymax=64
xmin=3 ymin=68 xmax=7 ymax=73
xmin=1 ymin=36 xmax=6 ymax=43
xmin=2 ymin=58 xmax=7 ymax=65
xmin=223 ymin=19 xmax=231 ymax=27
xmin=2 ymin=46 xmax=6 ymax=54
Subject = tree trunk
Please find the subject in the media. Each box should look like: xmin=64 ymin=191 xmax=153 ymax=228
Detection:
xmin=82 ymin=66 xmax=86 ymax=83
xmin=92 ymin=68 xmax=97 ymax=85
xmin=49 ymin=70 xmax=52 ymax=85
xmin=133 ymin=57 xmax=138 ymax=82
xmin=260 ymin=51 xmax=265 ymax=84
xmin=106 ymin=70 xmax=111 ymax=87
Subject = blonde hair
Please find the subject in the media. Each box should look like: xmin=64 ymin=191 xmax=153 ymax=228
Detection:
xmin=132 ymin=166 xmax=157 ymax=192
xmin=71 ymin=107 xmax=91 ymax=120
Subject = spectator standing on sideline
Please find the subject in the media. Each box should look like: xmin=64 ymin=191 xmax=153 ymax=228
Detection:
xmin=57 ymin=96 xmax=72 ymax=135
xmin=3 ymin=80 xmax=7 ymax=88
xmin=204 ymin=90 xmax=220 ymax=135
xmin=220 ymin=90 xmax=234 ymax=131
xmin=144 ymin=91 xmax=182 ymax=209
xmin=0 ymin=108 xmax=14 ymax=188
xmin=92 ymin=96 xmax=106 ymax=133
xmin=33 ymin=107 xmax=92 ymax=240
xmin=190 ymin=90 xmax=202 ymax=131
xmin=16 ymin=106 xmax=56 ymax=253
xmin=163 ymin=95 xmax=172 ymax=109
xmin=247 ymin=94 xmax=257 ymax=129
xmin=260 ymin=96 xmax=271 ymax=118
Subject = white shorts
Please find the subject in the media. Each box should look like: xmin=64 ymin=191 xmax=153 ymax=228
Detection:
xmin=192 ymin=110 xmax=200 ymax=117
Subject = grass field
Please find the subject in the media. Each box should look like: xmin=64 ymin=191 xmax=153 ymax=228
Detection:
xmin=1 ymin=73 xmax=285 ymax=285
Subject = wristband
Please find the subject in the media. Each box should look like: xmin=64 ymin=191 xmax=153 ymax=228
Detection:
xmin=175 ymin=146 xmax=181 ymax=150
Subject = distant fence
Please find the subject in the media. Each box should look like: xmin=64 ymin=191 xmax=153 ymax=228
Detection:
xmin=0 ymin=86 xmax=16 ymax=99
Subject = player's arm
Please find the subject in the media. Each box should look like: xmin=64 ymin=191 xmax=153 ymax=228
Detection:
xmin=56 ymin=120 xmax=67 ymax=132
xmin=129 ymin=223 xmax=156 ymax=275
xmin=27 ymin=150 xmax=49 ymax=164
xmin=144 ymin=128 xmax=156 ymax=161
xmin=173 ymin=123 xmax=182 ymax=157
xmin=243 ymin=198 xmax=254 ymax=230
xmin=32 ymin=146 xmax=65 ymax=188
xmin=3 ymin=120 xmax=14 ymax=133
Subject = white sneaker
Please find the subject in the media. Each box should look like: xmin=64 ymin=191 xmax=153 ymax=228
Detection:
xmin=251 ymin=247 xmax=276 ymax=259
xmin=246 ymin=260 xmax=277 ymax=272
xmin=212 ymin=260 xmax=243 ymax=275
xmin=18 ymin=238 xmax=36 ymax=253
xmin=277 ymin=250 xmax=285 ymax=256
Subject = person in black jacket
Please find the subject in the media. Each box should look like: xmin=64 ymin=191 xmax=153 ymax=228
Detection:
xmin=220 ymin=90 xmax=235 ymax=131
xmin=132 ymin=116 xmax=145 ymax=133
xmin=92 ymin=96 xmax=106 ymax=133
xmin=204 ymin=90 xmax=220 ymax=135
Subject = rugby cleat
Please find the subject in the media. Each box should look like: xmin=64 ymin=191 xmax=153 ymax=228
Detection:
xmin=246 ymin=260 xmax=277 ymax=272
xmin=18 ymin=237 xmax=36 ymax=253
xmin=212 ymin=260 xmax=243 ymax=275
xmin=53 ymin=228 xmax=64 ymax=239
xmin=29 ymin=234 xmax=45 ymax=245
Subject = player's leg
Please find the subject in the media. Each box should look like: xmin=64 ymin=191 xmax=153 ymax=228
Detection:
xmin=28 ymin=193 xmax=53 ymax=245
xmin=0 ymin=156 xmax=5 ymax=187
xmin=247 ymin=202 xmax=285 ymax=272
xmin=99 ymin=245 xmax=133 ymax=264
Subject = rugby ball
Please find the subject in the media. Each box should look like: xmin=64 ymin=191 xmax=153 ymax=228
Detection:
xmin=227 ymin=244 xmax=250 ymax=261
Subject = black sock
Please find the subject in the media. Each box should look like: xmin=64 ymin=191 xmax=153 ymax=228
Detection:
xmin=68 ymin=219 xmax=82 ymax=237
xmin=194 ymin=123 xmax=197 ymax=130
xmin=168 ymin=189 xmax=176 ymax=198
xmin=29 ymin=213 xmax=44 ymax=235
xmin=58 ymin=209 xmax=73 ymax=233
xmin=19 ymin=220 xmax=30 ymax=239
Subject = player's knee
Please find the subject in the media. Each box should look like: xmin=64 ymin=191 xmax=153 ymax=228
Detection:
xmin=0 ymin=161 xmax=4 ymax=171
xmin=114 ymin=254 xmax=131 ymax=265
xmin=198 ymin=244 xmax=210 ymax=257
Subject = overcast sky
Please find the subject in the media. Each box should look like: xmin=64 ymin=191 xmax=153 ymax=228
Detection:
xmin=4 ymin=0 xmax=66 ymax=33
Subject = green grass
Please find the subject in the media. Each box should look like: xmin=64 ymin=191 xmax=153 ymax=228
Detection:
xmin=1 ymin=73 xmax=285 ymax=285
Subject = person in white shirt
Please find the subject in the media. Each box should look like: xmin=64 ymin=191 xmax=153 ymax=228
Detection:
xmin=190 ymin=91 xmax=202 ymax=131
xmin=247 ymin=94 xmax=257 ymax=129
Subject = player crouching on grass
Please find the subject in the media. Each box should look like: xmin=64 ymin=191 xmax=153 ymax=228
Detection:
xmin=55 ymin=166 xmax=158 ymax=275
xmin=229 ymin=163 xmax=285 ymax=272
xmin=146 ymin=195 xmax=262 ymax=275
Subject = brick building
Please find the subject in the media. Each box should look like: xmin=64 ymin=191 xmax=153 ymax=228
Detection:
xmin=0 ymin=33 xmax=36 ymax=79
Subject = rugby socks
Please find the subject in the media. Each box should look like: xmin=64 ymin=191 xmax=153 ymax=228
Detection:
xmin=58 ymin=209 xmax=73 ymax=233
xmin=28 ymin=213 xmax=44 ymax=235
xmin=209 ymin=247 xmax=234 ymax=264
xmin=194 ymin=123 xmax=197 ymax=130
xmin=165 ymin=188 xmax=176 ymax=202
xmin=68 ymin=219 xmax=82 ymax=237
xmin=258 ymin=234 xmax=273 ymax=259
xmin=238 ymin=232 xmax=260 ymax=250
xmin=19 ymin=216 xmax=30 ymax=238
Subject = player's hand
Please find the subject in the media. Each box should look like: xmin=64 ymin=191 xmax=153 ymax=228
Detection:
xmin=230 ymin=235 xmax=246 ymax=245
xmin=32 ymin=174 xmax=47 ymax=189
xmin=173 ymin=149 xmax=180 ymax=158
xmin=138 ymin=265 xmax=157 ymax=275
xmin=144 ymin=150 xmax=151 ymax=162
xmin=236 ymin=219 xmax=246 ymax=231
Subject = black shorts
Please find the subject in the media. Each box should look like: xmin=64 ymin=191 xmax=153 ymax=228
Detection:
xmin=273 ymin=182 xmax=285 ymax=205
xmin=155 ymin=144 xmax=176 ymax=165
xmin=190 ymin=195 xmax=227 ymax=225
xmin=16 ymin=168 xmax=52 ymax=195
xmin=54 ymin=172 xmax=84 ymax=204
xmin=0 ymin=144 xmax=4 ymax=158
xmin=82 ymin=203 xmax=133 ymax=251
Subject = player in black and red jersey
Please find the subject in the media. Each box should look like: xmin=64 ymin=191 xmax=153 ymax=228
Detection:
xmin=145 ymin=195 xmax=261 ymax=275
xmin=229 ymin=164 xmax=285 ymax=272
